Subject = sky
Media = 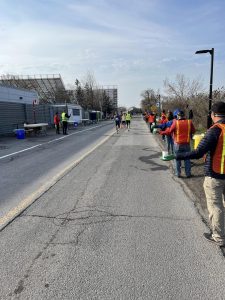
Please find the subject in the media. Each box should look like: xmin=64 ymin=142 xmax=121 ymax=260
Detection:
xmin=0 ymin=0 xmax=225 ymax=108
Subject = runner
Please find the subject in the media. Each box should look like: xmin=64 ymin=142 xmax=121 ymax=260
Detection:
xmin=121 ymin=112 xmax=126 ymax=128
xmin=125 ymin=111 xmax=132 ymax=131
xmin=114 ymin=113 xmax=121 ymax=134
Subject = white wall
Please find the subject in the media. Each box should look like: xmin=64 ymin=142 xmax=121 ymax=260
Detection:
xmin=0 ymin=85 xmax=38 ymax=104
xmin=67 ymin=105 xmax=82 ymax=124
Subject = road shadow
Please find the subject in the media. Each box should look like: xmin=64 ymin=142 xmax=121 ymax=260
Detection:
xmin=139 ymin=152 xmax=168 ymax=171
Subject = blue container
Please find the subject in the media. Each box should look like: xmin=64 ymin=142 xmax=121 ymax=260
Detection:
xmin=16 ymin=129 xmax=25 ymax=139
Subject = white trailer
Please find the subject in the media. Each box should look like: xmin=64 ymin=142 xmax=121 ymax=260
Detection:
xmin=67 ymin=104 xmax=83 ymax=124
xmin=50 ymin=104 xmax=83 ymax=126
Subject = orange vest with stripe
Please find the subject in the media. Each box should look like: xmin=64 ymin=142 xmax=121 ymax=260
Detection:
xmin=174 ymin=119 xmax=192 ymax=144
xmin=148 ymin=115 xmax=155 ymax=123
xmin=212 ymin=123 xmax=225 ymax=174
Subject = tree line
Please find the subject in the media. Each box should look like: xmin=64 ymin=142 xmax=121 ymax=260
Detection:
xmin=140 ymin=74 xmax=225 ymax=130
xmin=68 ymin=72 xmax=115 ymax=116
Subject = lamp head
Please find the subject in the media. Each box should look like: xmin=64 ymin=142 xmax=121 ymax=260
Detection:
xmin=195 ymin=49 xmax=213 ymax=55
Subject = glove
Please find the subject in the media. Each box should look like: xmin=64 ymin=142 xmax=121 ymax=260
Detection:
xmin=169 ymin=154 xmax=175 ymax=160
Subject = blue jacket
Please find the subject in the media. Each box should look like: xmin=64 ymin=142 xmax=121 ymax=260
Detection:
xmin=176 ymin=119 xmax=225 ymax=179
xmin=155 ymin=120 xmax=173 ymax=130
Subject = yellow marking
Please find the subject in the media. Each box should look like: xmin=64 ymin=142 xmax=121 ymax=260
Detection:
xmin=187 ymin=120 xmax=191 ymax=143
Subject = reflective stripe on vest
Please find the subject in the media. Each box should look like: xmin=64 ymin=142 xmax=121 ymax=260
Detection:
xmin=175 ymin=119 xmax=191 ymax=144
xmin=212 ymin=123 xmax=225 ymax=174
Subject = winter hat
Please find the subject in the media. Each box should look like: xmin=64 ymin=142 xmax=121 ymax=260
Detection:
xmin=211 ymin=101 xmax=225 ymax=117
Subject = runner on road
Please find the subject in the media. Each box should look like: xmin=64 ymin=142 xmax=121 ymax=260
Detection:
xmin=114 ymin=113 xmax=121 ymax=134
xmin=126 ymin=111 xmax=132 ymax=131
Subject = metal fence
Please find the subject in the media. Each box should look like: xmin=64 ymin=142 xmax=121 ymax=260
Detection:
xmin=0 ymin=102 xmax=53 ymax=135
xmin=0 ymin=102 xmax=92 ymax=135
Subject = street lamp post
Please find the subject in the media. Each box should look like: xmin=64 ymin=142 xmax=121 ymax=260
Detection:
xmin=157 ymin=94 xmax=161 ymax=116
xmin=195 ymin=48 xmax=214 ymax=129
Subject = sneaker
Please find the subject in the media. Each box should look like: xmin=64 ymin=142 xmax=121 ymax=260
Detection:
xmin=186 ymin=175 xmax=192 ymax=178
xmin=203 ymin=233 xmax=225 ymax=247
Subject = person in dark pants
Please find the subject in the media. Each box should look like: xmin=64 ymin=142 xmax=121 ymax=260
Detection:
xmin=188 ymin=109 xmax=193 ymax=120
xmin=176 ymin=102 xmax=225 ymax=247
xmin=61 ymin=110 xmax=71 ymax=135
xmin=161 ymin=110 xmax=195 ymax=177
xmin=148 ymin=112 xmax=155 ymax=133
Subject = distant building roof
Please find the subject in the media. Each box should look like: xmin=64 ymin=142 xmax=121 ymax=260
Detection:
xmin=0 ymin=74 xmax=70 ymax=103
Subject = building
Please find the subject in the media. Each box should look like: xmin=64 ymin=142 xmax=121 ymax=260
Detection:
xmin=0 ymin=74 xmax=69 ymax=104
xmin=103 ymin=85 xmax=118 ymax=109
xmin=0 ymin=84 xmax=38 ymax=105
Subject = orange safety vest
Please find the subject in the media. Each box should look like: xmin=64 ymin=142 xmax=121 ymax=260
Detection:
xmin=211 ymin=123 xmax=225 ymax=174
xmin=148 ymin=115 xmax=155 ymax=123
xmin=174 ymin=119 xmax=192 ymax=144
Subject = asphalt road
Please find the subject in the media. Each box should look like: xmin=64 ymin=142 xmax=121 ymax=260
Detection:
xmin=1 ymin=118 xmax=225 ymax=299
xmin=0 ymin=122 xmax=114 ymax=219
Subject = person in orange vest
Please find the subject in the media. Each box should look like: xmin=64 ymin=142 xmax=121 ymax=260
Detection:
xmin=144 ymin=111 xmax=148 ymax=123
xmin=161 ymin=109 xmax=166 ymax=119
xmin=148 ymin=112 xmax=155 ymax=133
xmin=161 ymin=110 xmax=195 ymax=177
xmin=159 ymin=114 xmax=168 ymax=141
xmin=175 ymin=102 xmax=225 ymax=247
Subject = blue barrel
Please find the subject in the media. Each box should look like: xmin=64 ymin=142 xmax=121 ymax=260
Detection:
xmin=16 ymin=129 xmax=25 ymax=139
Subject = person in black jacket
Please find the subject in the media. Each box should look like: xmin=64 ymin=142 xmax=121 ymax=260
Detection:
xmin=188 ymin=109 xmax=193 ymax=120
xmin=176 ymin=101 xmax=225 ymax=247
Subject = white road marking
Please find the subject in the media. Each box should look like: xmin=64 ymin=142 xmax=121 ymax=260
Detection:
xmin=0 ymin=127 xmax=115 ymax=231
xmin=0 ymin=123 xmax=112 ymax=160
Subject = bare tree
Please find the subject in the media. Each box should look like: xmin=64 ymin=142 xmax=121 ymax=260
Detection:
xmin=163 ymin=74 xmax=203 ymax=101
xmin=140 ymin=88 xmax=158 ymax=112
xmin=73 ymin=72 xmax=114 ymax=115
xmin=81 ymin=71 xmax=98 ymax=109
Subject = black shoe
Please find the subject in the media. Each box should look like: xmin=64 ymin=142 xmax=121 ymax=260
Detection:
xmin=186 ymin=175 xmax=192 ymax=178
xmin=203 ymin=233 xmax=225 ymax=247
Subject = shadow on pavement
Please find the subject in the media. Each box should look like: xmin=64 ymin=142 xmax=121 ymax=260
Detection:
xmin=139 ymin=152 xmax=168 ymax=171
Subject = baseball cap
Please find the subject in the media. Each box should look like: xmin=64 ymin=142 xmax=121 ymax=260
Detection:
xmin=177 ymin=110 xmax=185 ymax=117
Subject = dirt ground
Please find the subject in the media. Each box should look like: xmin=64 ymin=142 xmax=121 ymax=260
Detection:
xmin=154 ymin=134 xmax=208 ymax=221
xmin=154 ymin=132 xmax=225 ymax=256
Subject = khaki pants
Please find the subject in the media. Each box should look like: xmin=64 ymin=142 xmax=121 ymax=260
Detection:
xmin=203 ymin=176 xmax=225 ymax=243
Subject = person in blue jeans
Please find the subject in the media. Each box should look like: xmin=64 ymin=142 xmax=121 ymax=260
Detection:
xmin=161 ymin=110 xmax=195 ymax=178
xmin=173 ymin=143 xmax=191 ymax=177
xmin=155 ymin=111 xmax=174 ymax=154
